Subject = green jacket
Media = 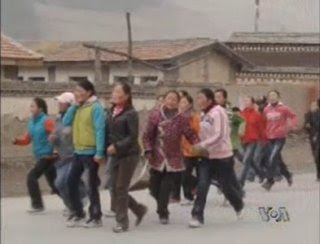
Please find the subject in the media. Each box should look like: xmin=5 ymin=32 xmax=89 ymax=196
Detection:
xmin=230 ymin=113 xmax=245 ymax=150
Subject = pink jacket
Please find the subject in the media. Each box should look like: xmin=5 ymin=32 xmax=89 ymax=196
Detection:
xmin=198 ymin=105 xmax=233 ymax=159
xmin=263 ymin=103 xmax=298 ymax=140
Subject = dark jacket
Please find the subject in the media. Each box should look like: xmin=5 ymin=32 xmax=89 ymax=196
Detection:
xmin=106 ymin=105 xmax=140 ymax=158
xmin=304 ymin=109 xmax=320 ymax=143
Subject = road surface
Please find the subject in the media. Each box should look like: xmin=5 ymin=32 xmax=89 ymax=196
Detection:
xmin=1 ymin=173 xmax=319 ymax=244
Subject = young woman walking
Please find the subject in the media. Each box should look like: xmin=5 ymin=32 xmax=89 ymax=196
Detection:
xmin=239 ymin=96 xmax=266 ymax=187
xmin=106 ymin=82 xmax=147 ymax=233
xmin=189 ymin=88 xmax=244 ymax=228
xmin=63 ymin=80 xmax=106 ymax=228
xmin=13 ymin=97 xmax=57 ymax=213
xmin=143 ymin=90 xmax=199 ymax=225
xmin=262 ymin=90 xmax=297 ymax=191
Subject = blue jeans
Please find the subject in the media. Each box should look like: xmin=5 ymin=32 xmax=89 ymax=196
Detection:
xmin=240 ymin=143 xmax=265 ymax=185
xmin=265 ymin=138 xmax=291 ymax=180
xmin=191 ymin=157 xmax=244 ymax=223
xmin=55 ymin=160 xmax=87 ymax=211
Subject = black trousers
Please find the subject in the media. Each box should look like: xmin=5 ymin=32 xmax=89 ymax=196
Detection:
xmin=110 ymin=155 xmax=144 ymax=229
xmin=27 ymin=158 xmax=57 ymax=209
xmin=181 ymin=157 xmax=199 ymax=201
xmin=309 ymin=137 xmax=320 ymax=179
xmin=68 ymin=155 xmax=102 ymax=220
xmin=149 ymin=168 xmax=180 ymax=218
xmin=191 ymin=157 xmax=244 ymax=223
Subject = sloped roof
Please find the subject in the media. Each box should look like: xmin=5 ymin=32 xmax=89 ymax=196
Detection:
xmin=23 ymin=38 xmax=214 ymax=62
xmin=234 ymin=50 xmax=320 ymax=68
xmin=228 ymin=32 xmax=320 ymax=44
xmin=1 ymin=34 xmax=43 ymax=60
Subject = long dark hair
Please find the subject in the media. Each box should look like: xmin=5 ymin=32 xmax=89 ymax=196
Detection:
xmin=77 ymin=79 xmax=96 ymax=96
xmin=199 ymin=88 xmax=216 ymax=113
xmin=33 ymin=97 xmax=48 ymax=114
xmin=115 ymin=81 xmax=133 ymax=106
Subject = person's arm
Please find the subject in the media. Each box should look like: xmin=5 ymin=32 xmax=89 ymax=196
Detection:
xmin=92 ymin=103 xmax=106 ymax=158
xmin=285 ymin=106 xmax=298 ymax=129
xmin=238 ymin=116 xmax=246 ymax=137
xmin=182 ymin=116 xmax=199 ymax=145
xmin=113 ymin=110 xmax=139 ymax=153
xmin=199 ymin=110 xmax=224 ymax=149
xmin=45 ymin=119 xmax=55 ymax=134
xmin=142 ymin=111 xmax=157 ymax=153
xmin=14 ymin=132 xmax=32 ymax=146
xmin=62 ymin=105 xmax=77 ymax=127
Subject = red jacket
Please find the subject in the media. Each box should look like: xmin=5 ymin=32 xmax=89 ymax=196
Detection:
xmin=263 ymin=103 xmax=298 ymax=140
xmin=241 ymin=107 xmax=265 ymax=144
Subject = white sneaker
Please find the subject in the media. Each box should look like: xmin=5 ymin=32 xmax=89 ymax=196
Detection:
xmin=188 ymin=218 xmax=203 ymax=228
xmin=66 ymin=217 xmax=86 ymax=228
xmin=104 ymin=210 xmax=116 ymax=218
xmin=236 ymin=208 xmax=245 ymax=220
xmin=27 ymin=207 xmax=45 ymax=214
xmin=221 ymin=198 xmax=229 ymax=207
xmin=83 ymin=219 xmax=103 ymax=228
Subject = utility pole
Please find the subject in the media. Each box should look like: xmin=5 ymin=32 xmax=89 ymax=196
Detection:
xmin=254 ymin=0 xmax=260 ymax=32
xmin=126 ymin=12 xmax=133 ymax=84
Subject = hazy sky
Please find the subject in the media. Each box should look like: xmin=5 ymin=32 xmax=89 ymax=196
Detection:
xmin=1 ymin=0 xmax=319 ymax=41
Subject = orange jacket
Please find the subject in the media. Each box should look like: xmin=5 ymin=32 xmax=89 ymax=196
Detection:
xmin=181 ymin=112 xmax=200 ymax=157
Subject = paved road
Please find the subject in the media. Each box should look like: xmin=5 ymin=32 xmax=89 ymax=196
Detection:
xmin=1 ymin=173 xmax=319 ymax=244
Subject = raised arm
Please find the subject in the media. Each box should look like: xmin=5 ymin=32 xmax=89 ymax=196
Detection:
xmin=62 ymin=105 xmax=77 ymax=127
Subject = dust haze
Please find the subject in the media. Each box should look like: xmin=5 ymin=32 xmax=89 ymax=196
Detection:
xmin=1 ymin=0 xmax=319 ymax=41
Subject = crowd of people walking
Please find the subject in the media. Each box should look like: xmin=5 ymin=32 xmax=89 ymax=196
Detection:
xmin=13 ymin=79 xmax=319 ymax=232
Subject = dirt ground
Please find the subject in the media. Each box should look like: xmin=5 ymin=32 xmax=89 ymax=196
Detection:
xmin=1 ymin=132 xmax=317 ymax=197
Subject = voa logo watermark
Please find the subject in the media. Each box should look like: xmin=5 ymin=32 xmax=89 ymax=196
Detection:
xmin=258 ymin=207 xmax=290 ymax=222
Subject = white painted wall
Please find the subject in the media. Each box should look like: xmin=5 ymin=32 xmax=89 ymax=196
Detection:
xmin=55 ymin=64 xmax=95 ymax=83
xmin=18 ymin=66 xmax=48 ymax=82
xmin=109 ymin=63 xmax=164 ymax=85
xmin=1 ymin=96 xmax=155 ymax=119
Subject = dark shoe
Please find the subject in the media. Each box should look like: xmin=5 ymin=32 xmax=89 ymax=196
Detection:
xmin=135 ymin=205 xmax=148 ymax=226
xmin=159 ymin=217 xmax=169 ymax=225
xmin=286 ymin=174 xmax=293 ymax=186
xmin=262 ymin=181 xmax=274 ymax=191
xmin=112 ymin=223 xmax=128 ymax=233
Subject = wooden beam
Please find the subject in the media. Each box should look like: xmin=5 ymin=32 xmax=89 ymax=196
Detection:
xmin=94 ymin=47 xmax=102 ymax=83
xmin=83 ymin=43 xmax=167 ymax=71
xmin=126 ymin=12 xmax=134 ymax=83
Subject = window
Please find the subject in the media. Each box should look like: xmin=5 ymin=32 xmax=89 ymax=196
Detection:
xmin=114 ymin=76 xmax=134 ymax=85
xmin=69 ymin=76 xmax=88 ymax=82
xmin=28 ymin=77 xmax=45 ymax=82
xmin=4 ymin=65 xmax=18 ymax=80
xmin=48 ymin=66 xmax=56 ymax=82
xmin=141 ymin=76 xmax=158 ymax=84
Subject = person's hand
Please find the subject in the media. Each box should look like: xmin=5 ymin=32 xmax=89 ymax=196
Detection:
xmin=192 ymin=145 xmax=209 ymax=158
xmin=94 ymin=156 xmax=104 ymax=164
xmin=48 ymin=134 xmax=57 ymax=143
xmin=107 ymin=145 xmax=117 ymax=155
xmin=12 ymin=138 xmax=17 ymax=145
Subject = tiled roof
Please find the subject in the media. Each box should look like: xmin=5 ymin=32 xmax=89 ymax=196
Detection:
xmin=23 ymin=38 xmax=215 ymax=62
xmin=1 ymin=34 xmax=43 ymax=60
xmin=228 ymin=32 xmax=320 ymax=44
xmin=234 ymin=50 xmax=320 ymax=68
